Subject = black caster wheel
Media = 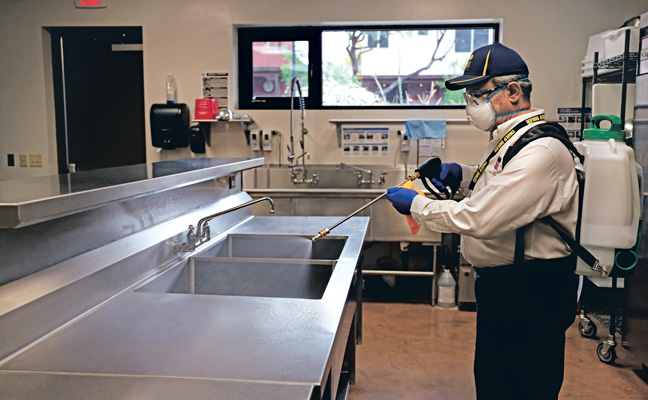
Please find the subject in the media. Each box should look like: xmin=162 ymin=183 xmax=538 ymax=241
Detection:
xmin=579 ymin=321 xmax=597 ymax=338
xmin=597 ymin=342 xmax=617 ymax=364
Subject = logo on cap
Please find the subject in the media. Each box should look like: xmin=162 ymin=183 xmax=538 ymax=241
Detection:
xmin=464 ymin=54 xmax=474 ymax=72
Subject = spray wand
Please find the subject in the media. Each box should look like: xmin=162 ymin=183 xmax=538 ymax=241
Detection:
xmin=310 ymin=158 xmax=460 ymax=242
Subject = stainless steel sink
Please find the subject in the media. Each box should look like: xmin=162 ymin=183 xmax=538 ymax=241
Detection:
xmin=136 ymin=234 xmax=346 ymax=299
xmin=137 ymin=257 xmax=335 ymax=299
xmin=200 ymin=234 xmax=346 ymax=260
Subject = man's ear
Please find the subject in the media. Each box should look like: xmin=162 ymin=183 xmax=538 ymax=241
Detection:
xmin=506 ymin=82 xmax=522 ymax=103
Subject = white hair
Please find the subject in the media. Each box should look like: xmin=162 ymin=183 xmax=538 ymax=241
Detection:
xmin=491 ymin=74 xmax=532 ymax=101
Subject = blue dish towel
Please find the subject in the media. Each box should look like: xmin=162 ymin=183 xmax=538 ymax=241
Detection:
xmin=405 ymin=119 xmax=447 ymax=139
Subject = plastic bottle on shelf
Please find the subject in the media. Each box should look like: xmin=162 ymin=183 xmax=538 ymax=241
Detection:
xmin=437 ymin=267 xmax=456 ymax=308
xmin=166 ymin=73 xmax=176 ymax=104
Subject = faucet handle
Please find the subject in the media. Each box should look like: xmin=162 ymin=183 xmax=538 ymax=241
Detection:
xmin=203 ymin=222 xmax=210 ymax=241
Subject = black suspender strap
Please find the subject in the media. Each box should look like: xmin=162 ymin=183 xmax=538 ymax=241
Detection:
xmin=500 ymin=120 xmax=596 ymax=269
xmin=514 ymin=226 xmax=526 ymax=266
xmin=468 ymin=113 xmax=545 ymax=192
xmin=502 ymin=123 xmax=584 ymax=168
xmin=541 ymin=216 xmax=600 ymax=270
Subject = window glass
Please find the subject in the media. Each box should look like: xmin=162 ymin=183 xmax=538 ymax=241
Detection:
xmin=252 ymin=40 xmax=309 ymax=98
xmin=454 ymin=30 xmax=471 ymax=53
xmin=474 ymin=29 xmax=490 ymax=50
xmin=322 ymin=28 xmax=495 ymax=106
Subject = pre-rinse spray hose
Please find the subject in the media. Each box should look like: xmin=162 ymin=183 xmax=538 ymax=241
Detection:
xmin=310 ymin=171 xmax=421 ymax=242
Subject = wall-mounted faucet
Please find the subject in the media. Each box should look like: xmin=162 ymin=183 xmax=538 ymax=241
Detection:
xmin=287 ymin=77 xmax=318 ymax=184
xmin=174 ymin=197 xmax=275 ymax=253
xmin=336 ymin=163 xmax=386 ymax=185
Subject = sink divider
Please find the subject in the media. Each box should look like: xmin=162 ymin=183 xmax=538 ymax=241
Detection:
xmin=191 ymin=256 xmax=337 ymax=266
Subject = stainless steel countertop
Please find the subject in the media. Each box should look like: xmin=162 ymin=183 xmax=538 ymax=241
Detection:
xmin=0 ymin=157 xmax=264 ymax=228
xmin=0 ymin=216 xmax=368 ymax=398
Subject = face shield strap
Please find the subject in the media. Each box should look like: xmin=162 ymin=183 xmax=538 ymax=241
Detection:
xmin=495 ymin=108 xmax=531 ymax=118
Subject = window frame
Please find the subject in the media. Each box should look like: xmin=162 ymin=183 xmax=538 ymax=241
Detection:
xmin=238 ymin=22 xmax=500 ymax=110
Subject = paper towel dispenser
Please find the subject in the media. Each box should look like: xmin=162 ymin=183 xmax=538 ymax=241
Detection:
xmin=150 ymin=104 xmax=189 ymax=150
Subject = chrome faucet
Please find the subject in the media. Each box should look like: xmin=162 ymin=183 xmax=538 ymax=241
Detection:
xmin=336 ymin=163 xmax=387 ymax=185
xmin=174 ymin=197 xmax=275 ymax=253
xmin=288 ymin=77 xmax=317 ymax=184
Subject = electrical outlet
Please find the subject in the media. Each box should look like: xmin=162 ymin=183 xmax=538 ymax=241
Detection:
xmin=19 ymin=154 xmax=28 ymax=167
xmin=7 ymin=154 xmax=15 ymax=167
xmin=250 ymin=130 xmax=261 ymax=151
xmin=29 ymin=154 xmax=43 ymax=167
xmin=262 ymin=131 xmax=272 ymax=151
xmin=400 ymin=133 xmax=410 ymax=152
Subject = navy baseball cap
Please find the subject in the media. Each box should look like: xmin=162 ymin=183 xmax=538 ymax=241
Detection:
xmin=445 ymin=42 xmax=529 ymax=91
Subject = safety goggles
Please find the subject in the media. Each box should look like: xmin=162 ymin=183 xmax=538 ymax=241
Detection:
xmin=463 ymin=85 xmax=504 ymax=104
xmin=463 ymin=77 xmax=529 ymax=104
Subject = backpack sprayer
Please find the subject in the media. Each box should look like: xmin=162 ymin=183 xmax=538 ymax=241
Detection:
xmin=310 ymin=158 xmax=459 ymax=242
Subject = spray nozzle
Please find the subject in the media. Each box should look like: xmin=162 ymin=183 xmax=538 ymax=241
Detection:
xmin=311 ymin=228 xmax=330 ymax=243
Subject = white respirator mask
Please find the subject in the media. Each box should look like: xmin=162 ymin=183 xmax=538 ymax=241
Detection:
xmin=463 ymin=78 xmax=529 ymax=131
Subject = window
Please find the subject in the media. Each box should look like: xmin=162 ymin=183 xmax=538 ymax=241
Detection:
xmin=367 ymin=31 xmax=389 ymax=48
xmin=238 ymin=23 xmax=499 ymax=109
xmin=454 ymin=28 xmax=491 ymax=53
xmin=251 ymin=40 xmax=309 ymax=98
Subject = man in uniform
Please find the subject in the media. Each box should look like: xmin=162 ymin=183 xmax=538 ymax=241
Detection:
xmin=385 ymin=42 xmax=579 ymax=399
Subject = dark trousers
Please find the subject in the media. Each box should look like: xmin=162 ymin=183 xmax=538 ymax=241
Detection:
xmin=474 ymin=256 xmax=577 ymax=400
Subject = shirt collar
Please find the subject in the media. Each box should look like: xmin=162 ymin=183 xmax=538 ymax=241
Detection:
xmin=492 ymin=108 xmax=544 ymax=141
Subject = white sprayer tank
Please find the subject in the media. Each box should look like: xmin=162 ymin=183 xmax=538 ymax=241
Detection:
xmin=573 ymin=115 xmax=643 ymax=277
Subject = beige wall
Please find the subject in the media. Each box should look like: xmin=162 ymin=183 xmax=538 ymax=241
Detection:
xmin=0 ymin=0 xmax=645 ymax=180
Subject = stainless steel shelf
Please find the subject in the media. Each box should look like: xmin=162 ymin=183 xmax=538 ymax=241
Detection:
xmin=0 ymin=157 xmax=264 ymax=228
xmin=595 ymin=52 xmax=639 ymax=70
xmin=192 ymin=119 xmax=255 ymax=146
xmin=192 ymin=118 xmax=254 ymax=124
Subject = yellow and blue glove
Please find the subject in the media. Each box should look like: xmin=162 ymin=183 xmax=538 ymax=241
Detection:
xmin=386 ymin=186 xmax=421 ymax=215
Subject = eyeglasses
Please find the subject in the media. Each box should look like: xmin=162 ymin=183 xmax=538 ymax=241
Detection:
xmin=466 ymin=86 xmax=503 ymax=98
xmin=464 ymin=78 xmax=528 ymax=103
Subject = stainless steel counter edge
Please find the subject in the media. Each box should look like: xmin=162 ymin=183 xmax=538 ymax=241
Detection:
xmin=0 ymin=371 xmax=315 ymax=400
xmin=0 ymin=158 xmax=264 ymax=228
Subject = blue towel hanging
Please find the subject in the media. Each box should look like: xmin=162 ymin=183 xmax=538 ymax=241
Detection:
xmin=405 ymin=119 xmax=447 ymax=140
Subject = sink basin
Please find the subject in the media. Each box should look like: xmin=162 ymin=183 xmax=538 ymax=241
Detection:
xmin=136 ymin=234 xmax=347 ymax=299
xmin=200 ymin=234 xmax=346 ymax=260
xmin=137 ymin=257 xmax=335 ymax=299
